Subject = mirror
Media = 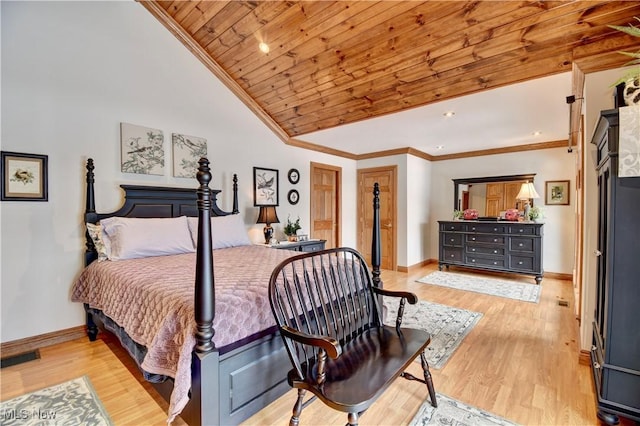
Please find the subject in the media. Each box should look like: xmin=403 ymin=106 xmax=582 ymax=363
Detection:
xmin=453 ymin=174 xmax=537 ymax=217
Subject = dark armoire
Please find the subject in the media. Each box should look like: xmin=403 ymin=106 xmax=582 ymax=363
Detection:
xmin=590 ymin=108 xmax=640 ymax=425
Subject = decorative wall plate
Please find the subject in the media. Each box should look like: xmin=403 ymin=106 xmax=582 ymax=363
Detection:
xmin=288 ymin=189 xmax=299 ymax=205
xmin=287 ymin=168 xmax=300 ymax=184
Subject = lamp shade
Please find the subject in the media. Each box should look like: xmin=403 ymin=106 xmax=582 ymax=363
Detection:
xmin=256 ymin=206 xmax=280 ymax=224
xmin=516 ymin=182 xmax=540 ymax=200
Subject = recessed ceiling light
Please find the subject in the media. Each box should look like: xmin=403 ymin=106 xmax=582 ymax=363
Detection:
xmin=258 ymin=42 xmax=270 ymax=54
xmin=436 ymin=145 xmax=445 ymax=150
xmin=443 ymin=111 xmax=455 ymax=118
xmin=532 ymin=131 xmax=542 ymax=136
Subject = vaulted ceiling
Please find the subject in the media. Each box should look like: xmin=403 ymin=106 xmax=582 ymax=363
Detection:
xmin=141 ymin=1 xmax=640 ymax=158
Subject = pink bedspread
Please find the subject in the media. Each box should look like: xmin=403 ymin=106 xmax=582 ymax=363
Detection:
xmin=71 ymin=245 xmax=299 ymax=422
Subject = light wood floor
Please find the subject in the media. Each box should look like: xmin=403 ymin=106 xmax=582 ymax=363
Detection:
xmin=1 ymin=264 xmax=607 ymax=425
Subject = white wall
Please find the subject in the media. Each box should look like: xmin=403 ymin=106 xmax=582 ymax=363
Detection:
xmin=0 ymin=1 xmax=357 ymax=342
xmin=430 ymin=148 xmax=577 ymax=275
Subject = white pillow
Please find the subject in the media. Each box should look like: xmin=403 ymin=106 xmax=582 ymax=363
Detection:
xmin=100 ymin=216 xmax=195 ymax=261
xmin=187 ymin=214 xmax=251 ymax=249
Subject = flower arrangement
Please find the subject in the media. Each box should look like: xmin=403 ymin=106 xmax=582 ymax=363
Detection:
xmin=528 ymin=206 xmax=543 ymax=222
xmin=452 ymin=210 xmax=464 ymax=220
xmin=284 ymin=215 xmax=301 ymax=237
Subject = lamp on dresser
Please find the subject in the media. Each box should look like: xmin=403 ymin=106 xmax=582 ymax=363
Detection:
xmin=516 ymin=181 xmax=540 ymax=221
xmin=257 ymin=206 xmax=280 ymax=244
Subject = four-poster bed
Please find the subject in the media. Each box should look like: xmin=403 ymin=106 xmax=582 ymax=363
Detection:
xmin=73 ymin=157 xmax=383 ymax=425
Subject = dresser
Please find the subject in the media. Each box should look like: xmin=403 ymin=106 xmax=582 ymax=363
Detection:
xmin=438 ymin=220 xmax=543 ymax=284
xmin=271 ymin=239 xmax=326 ymax=253
xmin=589 ymin=108 xmax=640 ymax=425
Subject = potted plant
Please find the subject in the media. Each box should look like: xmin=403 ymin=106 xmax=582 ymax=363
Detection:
xmin=452 ymin=210 xmax=464 ymax=220
xmin=528 ymin=206 xmax=543 ymax=223
xmin=608 ymin=17 xmax=640 ymax=105
xmin=284 ymin=215 xmax=301 ymax=241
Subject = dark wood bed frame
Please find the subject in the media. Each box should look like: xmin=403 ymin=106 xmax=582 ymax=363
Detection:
xmin=82 ymin=157 xmax=382 ymax=426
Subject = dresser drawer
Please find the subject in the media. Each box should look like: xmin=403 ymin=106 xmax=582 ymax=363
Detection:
xmin=509 ymin=255 xmax=534 ymax=271
xmin=467 ymin=234 xmax=504 ymax=244
xmin=442 ymin=247 xmax=463 ymax=262
xmin=467 ymin=245 xmax=504 ymax=256
xmin=441 ymin=222 xmax=465 ymax=232
xmin=301 ymin=242 xmax=324 ymax=252
xmin=466 ymin=255 xmax=505 ymax=268
xmin=467 ymin=224 xmax=506 ymax=234
xmin=443 ymin=233 xmax=463 ymax=246
xmin=509 ymin=237 xmax=535 ymax=252
xmin=509 ymin=225 xmax=537 ymax=235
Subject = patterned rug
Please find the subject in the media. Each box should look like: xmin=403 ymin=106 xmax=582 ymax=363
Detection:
xmin=0 ymin=376 xmax=113 ymax=426
xmin=410 ymin=393 xmax=519 ymax=426
xmin=417 ymin=271 xmax=541 ymax=303
xmin=383 ymin=297 xmax=482 ymax=369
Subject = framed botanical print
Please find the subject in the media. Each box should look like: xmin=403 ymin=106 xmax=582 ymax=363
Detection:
xmin=545 ymin=180 xmax=570 ymax=205
xmin=1 ymin=151 xmax=48 ymax=201
xmin=253 ymin=167 xmax=279 ymax=206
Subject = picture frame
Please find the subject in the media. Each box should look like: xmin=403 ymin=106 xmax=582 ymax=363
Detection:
xmin=253 ymin=167 xmax=279 ymax=206
xmin=1 ymin=151 xmax=48 ymax=201
xmin=287 ymin=189 xmax=299 ymax=205
xmin=287 ymin=168 xmax=300 ymax=184
xmin=545 ymin=180 xmax=570 ymax=205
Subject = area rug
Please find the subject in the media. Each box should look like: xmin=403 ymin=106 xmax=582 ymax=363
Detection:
xmin=409 ymin=393 xmax=519 ymax=426
xmin=383 ymin=297 xmax=482 ymax=369
xmin=0 ymin=375 xmax=113 ymax=426
xmin=417 ymin=271 xmax=541 ymax=303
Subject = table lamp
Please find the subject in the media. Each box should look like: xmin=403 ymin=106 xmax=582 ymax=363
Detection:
xmin=256 ymin=206 xmax=280 ymax=244
xmin=516 ymin=182 xmax=540 ymax=221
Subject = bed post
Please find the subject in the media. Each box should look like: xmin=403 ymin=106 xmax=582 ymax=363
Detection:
xmin=232 ymin=174 xmax=239 ymax=214
xmin=84 ymin=159 xmax=99 ymax=341
xmin=187 ymin=157 xmax=220 ymax=426
xmin=371 ymin=182 xmax=381 ymax=288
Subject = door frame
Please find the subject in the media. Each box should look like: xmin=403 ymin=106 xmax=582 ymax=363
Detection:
xmin=310 ymin=162 xmax=342 ymax=247
xmin=357 ymin=166 xmax=397 ymax=271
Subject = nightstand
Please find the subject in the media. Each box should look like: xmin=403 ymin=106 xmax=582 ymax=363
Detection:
xmin=271 ymin=240 xmax=326 ymax=253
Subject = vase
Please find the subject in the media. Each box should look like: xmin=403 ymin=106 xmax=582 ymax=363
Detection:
xmin=287 ymin=235 xmax=298 ymax=242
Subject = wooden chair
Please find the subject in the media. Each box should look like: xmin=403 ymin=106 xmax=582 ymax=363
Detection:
xmin=268 ymin=247 xmax=437 ymax=426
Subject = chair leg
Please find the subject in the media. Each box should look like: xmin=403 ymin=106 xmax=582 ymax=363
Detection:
xmin=420 ymin=351 xmax=438 ymax=408
xmin=290 ymin=389 xmax=306 ymax=426
xmin=346 ymin=411 xmax=358 ymax=426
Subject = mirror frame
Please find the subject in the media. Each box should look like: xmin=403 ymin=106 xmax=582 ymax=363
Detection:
xmin=453 ymin=173 xmax=537 ymax=210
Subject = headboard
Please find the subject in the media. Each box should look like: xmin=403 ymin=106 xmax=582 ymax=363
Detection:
xmin=83 ymin=158 xmax=239 ymax=264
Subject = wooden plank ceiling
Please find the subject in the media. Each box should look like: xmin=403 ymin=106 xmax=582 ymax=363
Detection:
xmin=142 ymin=1 xmax=639 ymax=144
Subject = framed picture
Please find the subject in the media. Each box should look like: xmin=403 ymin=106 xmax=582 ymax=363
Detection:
xmin=253 ymin=167 xmax=279 ymax=206
xmin=1 ymin=151 xmax=48 ymax=201
xmin=287 ymin=189 xmax=299 ymax=205
xmin=287 ymin=168 xmax=300 ymax=184
xmin=172 ymin=132 xmax=207 ymax=178
xmin=120 ymin=122 xmax=165 ymax=175
xmin=545 ymin=180 xmax=570 ymax=205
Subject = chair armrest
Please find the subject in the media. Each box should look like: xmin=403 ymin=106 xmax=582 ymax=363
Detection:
xmin=280 ymin=325 xmax=342 ymax=359
xmin=372 ymin=287 xmax=418 ymax=304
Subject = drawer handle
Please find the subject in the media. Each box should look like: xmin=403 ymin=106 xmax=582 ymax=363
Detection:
xmin=450 ymin=238 xmax=454 ymax=242
xmin=518 ymin=261 xmax=523 ymax=265
xmin=519 ymin=229 xmax=524 ymax=233
xmin=493 ymin=261 xmax=497 ymax=265
xmin=518 ymin=243 xmax=524 ymax=247
xmin=471 ymin=248 xmax=476 ymax=252
xmin=471 ymin=237 xmax=476 ymax=241
xmin=493 ymin=250 xmax=497 ymax=254
xmin=450 ymin=226 xmax=454 ymax=230
xmin=471 ymin=259 xmax=476 ymax=263
xmin=450 ymin=254 xmax=455 ymax=258
xmin=493 ymin=228 xmax=498 ymax=231
xmin=493 ymin=238 xmax=498 ymax=242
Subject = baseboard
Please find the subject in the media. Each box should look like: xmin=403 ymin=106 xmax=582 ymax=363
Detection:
xmin=579 ymin=349 xmax=591 ymax=366
xmin=544 ymin=271 xmax=573 ymax=281
xmin=1 ymin=325 xmax=86 ymax=359
xmin=397 ymin=259 xmax=436 ymax=273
